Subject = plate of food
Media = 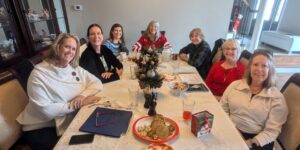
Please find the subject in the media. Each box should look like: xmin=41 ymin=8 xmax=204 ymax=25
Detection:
xmin=133 ymin=114 xmax=179 ymax=143
xmin=168 ymin=81 xmax=189 ymax=96
xmin=163 ymin=74 xmax=176 ymax=81
xmin=146 ymin=143 xmax=173 ymax=150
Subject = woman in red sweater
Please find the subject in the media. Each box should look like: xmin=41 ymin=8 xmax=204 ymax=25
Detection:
xmin=132 ymin=20 xmax=171 ymax=53
xmin=205 ymin=39 xmax=246 ymax=101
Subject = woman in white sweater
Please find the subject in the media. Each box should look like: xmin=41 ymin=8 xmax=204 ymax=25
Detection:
xmin=17 ymin=33 xmax=103 ymax=150
xmin=221 ymin=49 xmax=288 ymax=150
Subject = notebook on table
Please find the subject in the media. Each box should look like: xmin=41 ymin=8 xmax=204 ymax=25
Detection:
xmin=80 ymin=107 xmax=133 ymax=137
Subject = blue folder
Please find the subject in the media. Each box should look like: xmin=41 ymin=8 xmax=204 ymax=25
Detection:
xmin=79 ymin=107 xmax=133 ymax=137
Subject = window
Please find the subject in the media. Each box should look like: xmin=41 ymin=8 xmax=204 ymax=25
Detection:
xmin=264 ymin=0 xmax=275 ymax=21
xmin=274 ymin=0 xmax=285 ymax=21
xmin=254 ymin=0 xmax=285 ymax=21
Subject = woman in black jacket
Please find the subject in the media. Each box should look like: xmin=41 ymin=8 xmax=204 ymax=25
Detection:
xmin=80 ymin=24 xmax=123 ymax=83
xmin=179 ymin=28 xmax=212 ymax=79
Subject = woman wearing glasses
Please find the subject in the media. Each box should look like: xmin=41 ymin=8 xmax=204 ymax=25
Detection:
xmin=205 ymin=39 xmax=245 ymax=101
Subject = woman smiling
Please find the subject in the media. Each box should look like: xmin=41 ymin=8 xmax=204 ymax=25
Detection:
xmin=17 ymin=33 xmax=102 ymax=149
xmin=220 ymin=49 xmax=288 ymax=150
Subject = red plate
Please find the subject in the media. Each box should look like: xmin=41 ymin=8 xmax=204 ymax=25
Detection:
xmin=132 ymin=116 xmax=179 ymax=143
xmin=147 ymin=143 xmax=173 ymax=150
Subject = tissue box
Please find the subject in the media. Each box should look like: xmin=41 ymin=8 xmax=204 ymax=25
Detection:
xmin=191 ymin=111 xmax=214 ymax=137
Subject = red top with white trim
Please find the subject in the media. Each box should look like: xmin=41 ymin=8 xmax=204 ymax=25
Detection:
xmin=132 ymin=34 xmax=171 ymax=51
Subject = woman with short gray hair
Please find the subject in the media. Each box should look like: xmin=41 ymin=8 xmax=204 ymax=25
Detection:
xmin=179 ymin=27 xmax=212 ymax=79
xmin=205 ymin=39 xmax=245 ymax=100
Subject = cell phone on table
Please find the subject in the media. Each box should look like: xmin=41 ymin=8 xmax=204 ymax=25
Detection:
xmin=69 ymin=134 xmax=94 ymax=145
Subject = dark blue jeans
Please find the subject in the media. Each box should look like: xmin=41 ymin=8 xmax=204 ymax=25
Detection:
xmin=23 ymin=127 xmax=59 ymax=150
xmin=241 ymin=131 xmax=274 ymax=150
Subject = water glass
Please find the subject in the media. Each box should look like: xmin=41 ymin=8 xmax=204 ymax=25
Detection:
xmin=120 ymin=52 xmax=127 ymax=62
xmin=172 ymin=60 xmax=180 ymax=75
xmin=130 ymin=65 xmax=138 ymax=79
xmin=172 ymin=53 xmax=178 ymax=61
xmin=128 ymin=87 xmax=140 ymax=108
xmin=128 ymin=51 xmax=137 ymax=61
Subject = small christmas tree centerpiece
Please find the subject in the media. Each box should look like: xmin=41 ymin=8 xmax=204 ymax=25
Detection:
xmin=135 ymin=46 xmax=164 ymax=115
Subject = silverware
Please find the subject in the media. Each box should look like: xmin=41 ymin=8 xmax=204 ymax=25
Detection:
xmin=88 ymin=100 xmax=111 ymax=108
xmin=88 ymin=100 xmax=132 ymax=110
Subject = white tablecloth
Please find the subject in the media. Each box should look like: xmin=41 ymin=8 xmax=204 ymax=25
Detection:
xmin=54 ymin=61 xmax=248 ymax=150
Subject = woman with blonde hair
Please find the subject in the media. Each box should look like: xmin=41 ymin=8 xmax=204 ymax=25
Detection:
xmin=132 ymin=20 xmax=171 ymax=53
xmin=17 ymin=33 xmax=102 ymax=149
xmin=205 ymin=39 xmax=245 ymax=100
xmin=221 ymin=49 xmax=288 ymax=150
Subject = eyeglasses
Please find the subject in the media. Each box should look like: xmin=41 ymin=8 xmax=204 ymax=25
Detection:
xmin=223 ymin=47 xmax=237 ymax=51
xmin=96 ymin=111 xmax=116 ymax=126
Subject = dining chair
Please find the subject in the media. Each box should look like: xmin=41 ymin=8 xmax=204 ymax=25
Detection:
xmin=79 ymin=44 xmax=88 ymax=57
xmin=277 ymin=73 xmax=300 ymax=150
xmin=80 ymin=38 xmax=87 ymax=46
xmin=238 ymin=50 xmax=252 ymax=66
xmin=0 ymin=71 xmax=30 ymax=150
xmin=211 ymin=38 xmax=225 ymax=64
xmin=9 ymin=59 xmax=35 ymax=92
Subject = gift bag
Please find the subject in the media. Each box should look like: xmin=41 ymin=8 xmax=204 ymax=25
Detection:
xmin=191 ymin=111 xmax=214 ymax=137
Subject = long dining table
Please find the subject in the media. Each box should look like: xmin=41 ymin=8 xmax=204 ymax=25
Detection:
xmin=54 ymin=60 xmax=248 ymax=150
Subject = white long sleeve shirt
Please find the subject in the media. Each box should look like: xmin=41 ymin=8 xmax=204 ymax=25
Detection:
xmin=220 ymin=79 xmax=288 ymax=146
xmin=17 ymin=61 xmax=103 ymax=134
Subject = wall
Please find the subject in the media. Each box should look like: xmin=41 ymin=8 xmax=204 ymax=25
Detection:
xmin=278 ymin=0 xmax=300 ymax=35
xmin=65 ymin=0 xmax=233 ymax=52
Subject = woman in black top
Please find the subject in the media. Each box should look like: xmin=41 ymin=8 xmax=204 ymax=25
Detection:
xmin=80 ymin=24 xmax=123 ymax=83
xmin=179 ymin=28 xmax=212 ymax=79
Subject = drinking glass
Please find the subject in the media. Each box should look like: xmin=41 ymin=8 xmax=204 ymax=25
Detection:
xmin=172 ymin=60 xmax=180 ymax=75
xmin=182 ymin=98 xmax=195 ymax=121
xmin=172 ymin=53 xmax=178 ymax=61
xmin=171 ymin=54 xmax=179 ymax=75
xmin=128 ymin=87 xmax=140 ymax=108
xmin=130 ymin=65 xmax=138 ymax=79
xmin=120 ymin=52 xmax=127 ymax=62
xmin=128 ymin=51 xmax=137 ymax=61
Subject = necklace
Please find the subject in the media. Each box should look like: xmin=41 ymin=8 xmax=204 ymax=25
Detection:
xmin=222 ymin=61 xmax=236 ymax=82
xmin=223 ymin=68 xmax=233 ymax=82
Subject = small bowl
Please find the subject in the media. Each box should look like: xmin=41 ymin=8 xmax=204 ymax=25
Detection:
xmin=168 ymin=81 xmax=189 ymax=96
